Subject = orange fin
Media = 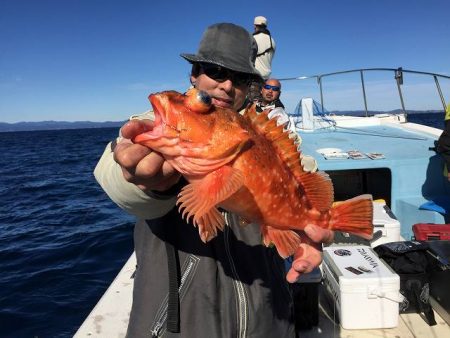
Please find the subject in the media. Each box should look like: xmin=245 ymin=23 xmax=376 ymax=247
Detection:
xmin=177 ymin=166 xmax=244 ymax=239
xmin=295 ymin=171 xmax=334 ymax=211
xmin=243 ymin=103 xmax=258 ymax=121
xmin=196 ymin=207 xmax=225 ymax=242
xmin=261 ymin=225 xmax=302 ymax=259
xmin=244 ymin=104 xmax=333 ymax=210
xmin=243 ymin=105 xmax=277 ymax=135
xmin=329 ymin=194 xmax=374 ymax=239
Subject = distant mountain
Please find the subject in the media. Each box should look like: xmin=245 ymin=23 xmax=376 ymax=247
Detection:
xmin=0 ymin=120 xmax=127 ymax=132
xmin=329 ymin=109 xmax=444 ymax=116
xmin=0 ymin=109 xmax=445 ymax=132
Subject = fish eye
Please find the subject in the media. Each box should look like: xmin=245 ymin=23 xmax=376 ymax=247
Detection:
xmin=185 ymin=88 xmax=212 ymax=114
xmin=197 ymin=90 xmax=212 ymax=106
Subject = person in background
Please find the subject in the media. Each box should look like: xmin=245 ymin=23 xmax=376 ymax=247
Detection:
xmin=253 ymin=16 xmax=276 ymax=80
xmin=94 ymin=23 xmax=333 ymax=337
xmin=255 ymin=78 xmax=289 ymax=126
xmin=437 ymin=103 xmax=450 ymax=181
xmin=254 ymin=78 xmax=318 ymax=173
xmin=248 ymin=15 xmax=276 ymax=101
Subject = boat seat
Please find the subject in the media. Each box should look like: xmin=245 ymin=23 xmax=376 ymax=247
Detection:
xmin=419 ymin=195 xmax=450 ymax=215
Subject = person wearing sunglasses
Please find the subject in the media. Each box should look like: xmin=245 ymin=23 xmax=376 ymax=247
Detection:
xmin=255 ymin=78 xmax=291 ymax=129
xmin=94 ymin=23 xmax=333 ymax=337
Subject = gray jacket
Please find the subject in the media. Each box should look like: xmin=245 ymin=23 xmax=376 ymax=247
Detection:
xmin=94 ymin=115 xmax=295 ymax=337
xmin=127 ymin=207 xmax=295 ymax=338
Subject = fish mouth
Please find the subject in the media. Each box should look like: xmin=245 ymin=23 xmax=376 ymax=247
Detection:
xmin=133 ymin=94 xmax=177 ymax=145
xmin=149 ymin=95 xmax=166 ymax=138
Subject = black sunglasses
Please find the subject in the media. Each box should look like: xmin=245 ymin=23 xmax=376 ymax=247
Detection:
xmin=263 ymin=84 xmax=280 ymax=91
xmin=200 ymin=63 xmax=253 ymax=87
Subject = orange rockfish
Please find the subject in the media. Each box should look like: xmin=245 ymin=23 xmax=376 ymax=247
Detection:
xmin=133 ymin=89 xmax=373 ymax=258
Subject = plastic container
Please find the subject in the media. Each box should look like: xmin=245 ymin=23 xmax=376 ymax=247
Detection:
xmin=412 ymin=223 xmax=450 ymax=240
xmin=371 ymin=201 xmax=401 ymax=247
xmin=322 ymin=245 xmax=401 ymax=329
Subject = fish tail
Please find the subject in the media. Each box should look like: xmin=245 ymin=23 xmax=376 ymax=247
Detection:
xmin=329 ymin=194 xmax=374 ymax=239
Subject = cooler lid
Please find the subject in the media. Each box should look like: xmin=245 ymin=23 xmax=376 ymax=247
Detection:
xmin=373 ymin=202 xmax=401 ymax=229
xmin=323 ymin=245 xmax=399 ymax=287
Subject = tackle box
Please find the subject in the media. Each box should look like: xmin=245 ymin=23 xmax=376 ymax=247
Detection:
xmin=412 ymin=223 xmax=450 ymax=240
xmin=322 ymin=245 xmax=401 ymax=329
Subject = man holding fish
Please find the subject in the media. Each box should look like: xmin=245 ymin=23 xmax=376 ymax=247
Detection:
xmin=95 ymin=23 xmax=337 ymax=337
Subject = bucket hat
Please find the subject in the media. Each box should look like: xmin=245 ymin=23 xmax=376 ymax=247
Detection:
xmin=181 ymin=23 xmax=261 ymax=77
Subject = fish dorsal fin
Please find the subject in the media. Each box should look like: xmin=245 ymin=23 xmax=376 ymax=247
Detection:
xmin=244 ymin=104 xmax=334 ymax=211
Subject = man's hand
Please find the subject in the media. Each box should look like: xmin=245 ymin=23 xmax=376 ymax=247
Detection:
xmin=113 ymin=119 xmax=181 ymax=192
xmin=286 ymin=224 xmax=334 ymax=283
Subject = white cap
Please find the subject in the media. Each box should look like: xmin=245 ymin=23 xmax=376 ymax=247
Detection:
xmin=254 ymin=16 xmax=267 ymax=26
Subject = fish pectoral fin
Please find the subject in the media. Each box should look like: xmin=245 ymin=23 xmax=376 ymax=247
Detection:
xmin=260 ymin=225 xmax=301 ymax=259
xmin=177 ymin=166 xmax=244 ymax=239
xmin=296 ymin=171 xmax=334 ymax=211
xmin=196 ymin=207 xmax=226 ymax=243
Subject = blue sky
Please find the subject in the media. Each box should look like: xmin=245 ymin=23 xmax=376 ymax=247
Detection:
xmin=1 ymin=0 xmax=450 ymax=123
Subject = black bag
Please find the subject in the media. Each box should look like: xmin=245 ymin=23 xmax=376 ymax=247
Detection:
xmin=374 ymin=241 xmax=437 ymax=326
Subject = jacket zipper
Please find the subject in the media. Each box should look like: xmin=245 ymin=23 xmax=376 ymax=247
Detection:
xmin=224 ymin=213 xmax=249 ymax=338
xmin=150 ymin=255 xmax=200 ymax=337
xmin=150 ymin=213 xmax=249 ymax=337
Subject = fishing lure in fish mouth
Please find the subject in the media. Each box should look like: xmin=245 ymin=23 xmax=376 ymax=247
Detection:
xmin=134 ymin=88 xmax=374 ymax=258
xmin=185 ymin=89 xmax=212 ymax=114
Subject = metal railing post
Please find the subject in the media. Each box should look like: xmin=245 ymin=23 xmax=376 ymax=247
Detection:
xmin=395 ymin=68 xmax=406 ymax=115
xmin=433 ymin=75 xmax=447 ymax=111
xmin=280 ymin=68 xmax=450 ymax=117
xmin=360 ymin=70 xmax=368 ymax=117
xmin=318 ymin=76 xmax=324 ymax=113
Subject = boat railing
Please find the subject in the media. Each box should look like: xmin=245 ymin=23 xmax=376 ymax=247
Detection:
xmin=280 ymin=68 xmax=450 ymax=117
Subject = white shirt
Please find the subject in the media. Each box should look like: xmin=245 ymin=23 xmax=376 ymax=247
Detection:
xmin=253 ymin=32 xmax=276 ymax=80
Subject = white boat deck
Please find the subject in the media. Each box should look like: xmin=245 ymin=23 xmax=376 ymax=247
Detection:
xmin=75 ymin=113 xmax=449 ymax=337
xmin=75 ymin=252 xmax=449 ymax=337
xmin=304 ymin=288 xmax=450 ymax=338
xmin=74 ymin=252 xmax=136 ymax=338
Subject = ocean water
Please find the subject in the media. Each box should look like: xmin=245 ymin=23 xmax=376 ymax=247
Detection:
xmin=0 ymin=127 xmax=134 ymax=338
xmin=408 ymin=112 xmax=445 ymax=130
xmin=0 ymin=113 xmax=444 ymax=337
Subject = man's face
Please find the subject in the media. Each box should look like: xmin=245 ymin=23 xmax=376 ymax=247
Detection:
xmin=261 ymin=80 xmax=281 ymax=104
xmin=191 ymin=63 xmax=251 ymax=111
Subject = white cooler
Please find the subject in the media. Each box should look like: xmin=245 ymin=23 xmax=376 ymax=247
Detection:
xmin=371 ymin=201 xmax=401 ymax=247
xmin=322 ymin=245 xmax=401 ymax=329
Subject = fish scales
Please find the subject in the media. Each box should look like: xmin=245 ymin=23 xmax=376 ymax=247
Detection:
xmin=133 ymin=89 xmax=374 ymax=258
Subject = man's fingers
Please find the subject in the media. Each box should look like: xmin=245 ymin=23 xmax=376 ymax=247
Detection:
xmin=114 ymin=142 xmax=152 ymax=171
xmin=286 ymin=268 xmax=301 ymax=283
xmin=304 ymin=224 xmax=334 ymax=244
xmin=286 ymin=241 xmax=324 ymax=283
xmin=128 ymin=152 xmax=181 ymax=191
xmin=120 ymin=119 xmax=154 ymax=140
xmin=113 ymin=122 xmax=181 ymax=192
xmin=134 ymin=152 xmax=167 ymax=179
